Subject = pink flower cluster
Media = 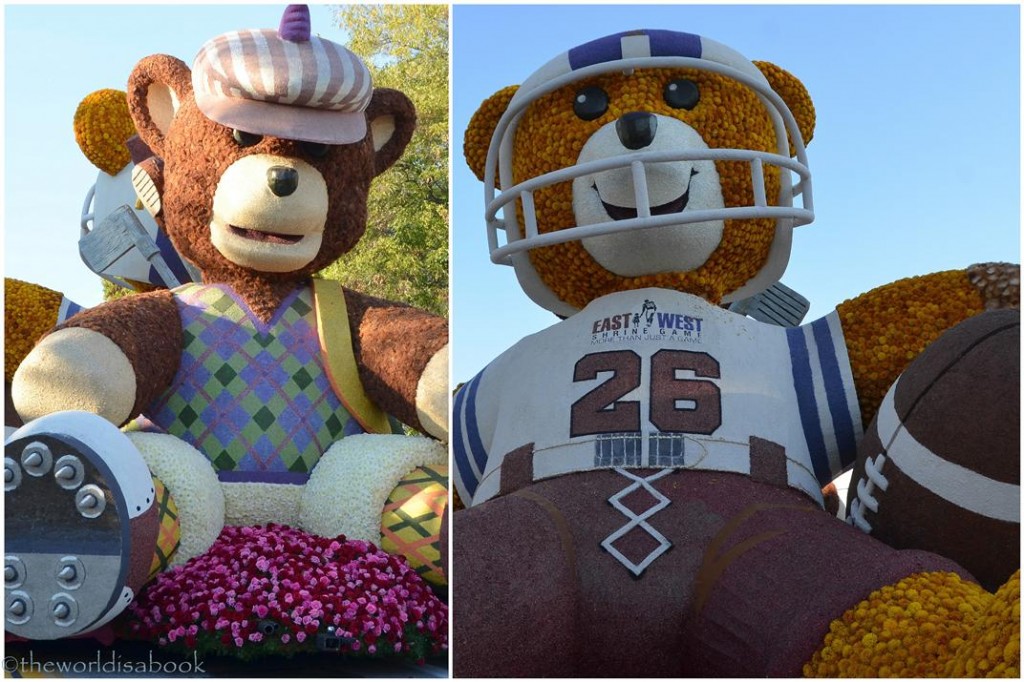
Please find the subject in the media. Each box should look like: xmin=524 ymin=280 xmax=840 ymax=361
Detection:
xmin=125 ymin=524 xmax=447 ymax=660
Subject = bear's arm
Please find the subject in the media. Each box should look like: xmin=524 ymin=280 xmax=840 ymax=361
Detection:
xmin=14 ymin=290 xmax=182 ymax=426
xmin=342 ymin=287 xmax=448 ymax=434
xmin=836 ymin=262 xmax=1018 ymax=426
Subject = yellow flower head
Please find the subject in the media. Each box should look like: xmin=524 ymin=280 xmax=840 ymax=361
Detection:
xmin=837 ymin=270 xmax=985 ymax=424
xmin=946 ymin=569 xmax=1020 ymax=678
xmin=803 ymin=571 xmax=1013 ymax=678
xmin=73 ymin=89 xmax=136 ymax=176
xmin=4 ymin=278 xmax=63 ymax=383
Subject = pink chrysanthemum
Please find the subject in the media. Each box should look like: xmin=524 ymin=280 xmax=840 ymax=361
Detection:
xmin=123 ymin=524 xmax=447 ymax=661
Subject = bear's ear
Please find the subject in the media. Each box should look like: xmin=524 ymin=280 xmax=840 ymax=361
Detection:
xmin=754 ymin=61 xmax=815 ymax=155
xmin=365 ymin=88 xmax=417 ymax=177
xmin=127 ymin=55 xmax=193 ymax=157
xmin=463 ymin=85 xmax=518 ymax=182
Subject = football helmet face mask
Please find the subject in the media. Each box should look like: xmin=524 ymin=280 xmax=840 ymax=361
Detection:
xmin=481 ymin=29 xmax=814 ymax=317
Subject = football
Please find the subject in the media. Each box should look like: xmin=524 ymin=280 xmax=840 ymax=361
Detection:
xmin=846 ymin=309 xmax=1019 ymax=592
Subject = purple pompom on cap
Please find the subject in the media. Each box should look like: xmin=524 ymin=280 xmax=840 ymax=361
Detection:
xmin=279 ymin=4 xmax=311 ymax=42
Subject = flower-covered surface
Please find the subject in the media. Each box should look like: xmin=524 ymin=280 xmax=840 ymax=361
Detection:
xmin=300 ymin=433 xmax=446 ymax=543
xmin=946 ymin=569 xmax=1020 ymax=678
xmin=5 ymin=278 xmax=64 ymax=383
xmin=456 ymin=25 xmax=1019 ymax=678
xmin=518 ymin=67 xmax=785 ymax=308
xmin=381 ymin=464 xmax=449 ymax=587
xmin=464 ymin=65 xmax=816 ymax=310
xmin=836 ymin=269 xmax=986 ymax=425
xmin=128 ymin=431 xmax=225 ymax=565
xmin=146 ymin=283 xmax=354 ymax=480
xmin=147 ymin=477 xmax=182 ymax=580
xmin=803 ymin=570 xmax=999 ymax=677
xmin=73 ymin=89 xmax=135 ymax=176
xmin=123 ymin=524 xmax=447 ymax=662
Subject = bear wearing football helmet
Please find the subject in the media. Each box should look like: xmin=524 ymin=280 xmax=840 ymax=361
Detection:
xmin=453 ymin=28 xmax=1019 ymax=677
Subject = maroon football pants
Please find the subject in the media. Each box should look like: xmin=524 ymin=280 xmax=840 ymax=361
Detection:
xmin=451 ymin=469 xmax=969 ymax=677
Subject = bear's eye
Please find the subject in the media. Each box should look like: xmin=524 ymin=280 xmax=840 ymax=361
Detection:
xmin=232 ymin=129 xmax=263 ymax=147
xmin=300 ymin=141 xmax=330 ymax=159
xmin=664 ymin=79 xmax=700 ymax=110
xmin=573 ymin=86 xmax=609 ymax=121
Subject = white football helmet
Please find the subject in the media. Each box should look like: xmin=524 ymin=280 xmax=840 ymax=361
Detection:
xmin=481 ymin=29 xmax=814 ymax=317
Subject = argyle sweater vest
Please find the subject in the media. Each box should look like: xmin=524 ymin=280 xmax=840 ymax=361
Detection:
xmin=146 ymin=283 xmax=360 ymax=484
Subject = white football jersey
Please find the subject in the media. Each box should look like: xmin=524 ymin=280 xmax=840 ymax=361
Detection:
xmin=455 ymin=288 xmax=862 ymax=507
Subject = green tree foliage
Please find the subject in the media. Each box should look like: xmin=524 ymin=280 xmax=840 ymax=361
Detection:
xmin=102 ymin=279 xmax=131 ymax=301
xmin=320 ymin=4 xmax=449 ymax=317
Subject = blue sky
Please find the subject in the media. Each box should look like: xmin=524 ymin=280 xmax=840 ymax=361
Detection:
xmin=3 ymin=4 xmax=341 ymax=306
xmin=451 ymin=4 xmax=1020 ymax=381
xmin=3 ymin=4 xmax=1021 ymax=386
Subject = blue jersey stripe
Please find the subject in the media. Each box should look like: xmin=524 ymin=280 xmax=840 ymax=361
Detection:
xmin=452 ymin=379 xmax=479 ymax=498
xmin=811 ymin=318 xmax=859 ymax=469
xmin=463 ymin=372 xmax=489 ymax=474
xmin=787 ymin=327 xmax=832 ymax=485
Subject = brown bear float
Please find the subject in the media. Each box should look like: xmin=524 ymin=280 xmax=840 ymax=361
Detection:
xmin=5 ymin=5 xmax=448 ymax=656
xmin=452 ymin=28 xmax=1019 ymax=677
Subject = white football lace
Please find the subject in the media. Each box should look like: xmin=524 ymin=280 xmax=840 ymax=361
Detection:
xmin=848 ymin=452 xmax=889 ymax=533
xmin=601 ymin=468 xmax=673 ymax=576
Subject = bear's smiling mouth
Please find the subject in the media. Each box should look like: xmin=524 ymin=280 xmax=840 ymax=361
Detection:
xmin=229 ymin=225 xmax=305 ymax=245
xmin=595 ymin=168 xmax=699 ymax=221
xmin=599 ymin=186 xmax=690 ymax=221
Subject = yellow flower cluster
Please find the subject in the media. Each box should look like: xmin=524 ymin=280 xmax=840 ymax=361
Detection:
xmin=804 ymin=571 xmax=993 ymax=677
xmin=945 ymin=570 xmax=1020 ymax=677
xmin=4 ymin=278 xmax=63 ymax=383
xmin=836 ymin=270 xmax=985 ymax=425
xmin=753 ymin=60 xmax=816 ymax=153
xmin=502 ymin=68 xmax=782 ymax=308
xmin=73 ymin=89 xmax=136 ymax=176
xmin=463 ymin=85 xmax=519 ymax=181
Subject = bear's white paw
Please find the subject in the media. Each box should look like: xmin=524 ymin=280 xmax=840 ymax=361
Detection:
xmin=127 ymin=432 xmax=224 ymax=564
xmin=299 ymin=434 xmax=446 ymax=542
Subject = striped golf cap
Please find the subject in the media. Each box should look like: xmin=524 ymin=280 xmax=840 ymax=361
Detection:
xmin=191 ymin=5 xmax=373 ymax=145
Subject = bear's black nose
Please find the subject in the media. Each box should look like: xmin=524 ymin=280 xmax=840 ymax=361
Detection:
xmin=267 ymin=166 xmax=299 ymax=197
xmin=615 ymin=112 xmax=658 ymax=150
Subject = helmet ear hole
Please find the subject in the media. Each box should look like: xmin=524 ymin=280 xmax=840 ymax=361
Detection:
xmin=463 ymin=85 xmax=518 ymax=183
xmin=754 ymin=61 xmax=815 ymax=155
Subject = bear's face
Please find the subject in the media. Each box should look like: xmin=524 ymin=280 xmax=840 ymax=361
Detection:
xmin=519 ymin=67 xmax=782 ymax=307
xmin=158 ymin=96 xmax=373 ymax=280
xmin=127 ymin=55 xmax=415 ymax=289
xmin=466 ymin=59 xmax=814 ymax=311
